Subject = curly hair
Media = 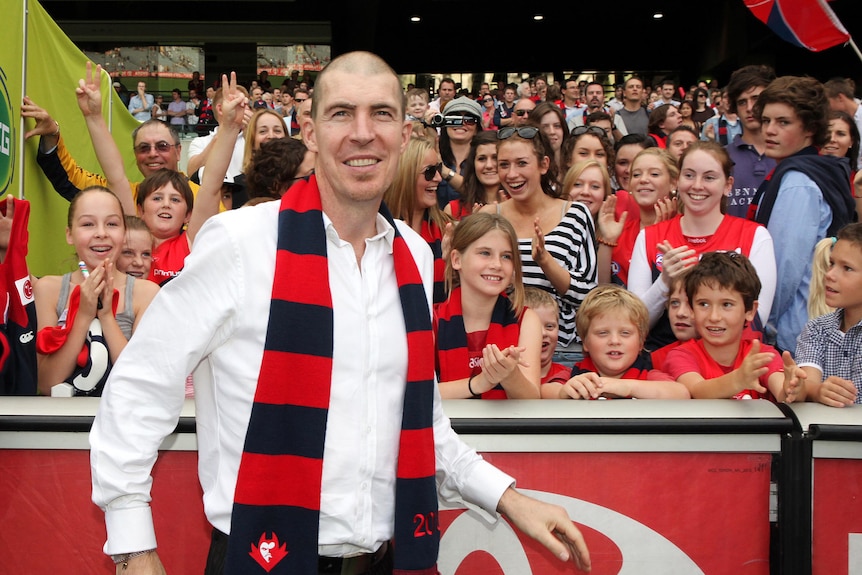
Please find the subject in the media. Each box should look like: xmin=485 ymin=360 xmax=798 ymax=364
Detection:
xmin=243 ymin=137 xmax=310 ymax=200
xmin=753 ymin=76 xmax=830 ymax=148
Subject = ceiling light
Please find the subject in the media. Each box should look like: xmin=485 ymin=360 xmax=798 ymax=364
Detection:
xmin=410 ymin=15 xmax=421 ymax=23
xmin=653 ymin=12 xmax=664 ymax=19
xmin=533 ymin=14 xmax=544 ymax=21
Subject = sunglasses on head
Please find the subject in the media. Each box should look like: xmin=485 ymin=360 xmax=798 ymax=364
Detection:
xmin=422 ymin=163 xmax=443 ymax=181
xmin=497 ymin=126 xmax=539 ymax=140
xmin=571 ymin=125 xmax=607 ymax=138
xmin=134 ymin=141 xmax=177 ymax=154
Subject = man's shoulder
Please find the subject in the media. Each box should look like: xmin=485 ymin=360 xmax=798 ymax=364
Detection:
xmin=205 ymin=200 xmax=280 ymax=241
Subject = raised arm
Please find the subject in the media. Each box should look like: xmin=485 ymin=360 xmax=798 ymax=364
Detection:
xmin=186 ymin=72 xmax=245 ymax=245
xmin=76 ymin=62 xmax=135 ymax=215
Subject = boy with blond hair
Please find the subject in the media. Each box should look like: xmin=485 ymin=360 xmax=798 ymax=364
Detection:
xmin=406 ymin=87 xmax=430 ymax=122
xmin=793 ymin=223 xmax=862 ymax=406
xmin=542 ymin=285 xmax=689 ymax=399
xmin=665 ymin=252 xmax=805 ymax=401
xmin=524 ymin=287 xmax=570 ymax=385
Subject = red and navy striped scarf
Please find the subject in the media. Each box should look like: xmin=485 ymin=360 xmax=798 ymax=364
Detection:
xmin=433 ymin=287 xmax=520 ymax=399
xmin=419 ymin=217 xmax=446 ymax=304
xmin=226 ymin=178 xmax=439 ymax=575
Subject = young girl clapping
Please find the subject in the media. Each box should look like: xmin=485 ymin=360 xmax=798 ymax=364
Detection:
xmin=434 ymin=213 xmax=542 ymax=399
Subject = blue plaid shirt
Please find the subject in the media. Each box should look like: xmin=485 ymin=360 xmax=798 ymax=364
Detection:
xmin=795 ymin=309 xmax=862 ymax=404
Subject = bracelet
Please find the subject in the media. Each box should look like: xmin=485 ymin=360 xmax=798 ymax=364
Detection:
xmin=50 ymin=120 xmax=60 ymax=137
xmin=111 ymin=549 xmax=155 ymax=567
xmin=597 ymin=237 xmax=618 ymax=248
xmin=467 ymin=374 xmax=481 ymax=397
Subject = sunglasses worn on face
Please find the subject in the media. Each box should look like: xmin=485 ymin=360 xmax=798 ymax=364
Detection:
xmin=514 ymin=109 xmax=530 ymax=116
xmin=571 ymin=125 xmax=607 ymax=138
xmin=422 ymin=163 xmax=442 ymax=181
xmin=483 ymin=98 xmax=493 ymax=103
xmin=134 ymin=141 xmax=178 ymax=154
xmin=294 ymin=98 xmax=307 ymax=103
xmin=497 ymin=126 xmax=539 ymax=140
xmin=451 ymin=115 xmax=479 ymax=126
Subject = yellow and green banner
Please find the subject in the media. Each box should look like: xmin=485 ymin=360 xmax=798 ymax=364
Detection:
xmin=2 ymin=0 xmax=139 ymax=276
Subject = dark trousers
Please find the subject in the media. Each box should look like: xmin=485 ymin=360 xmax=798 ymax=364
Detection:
xmin=204 ymin=529 xmax=393 ymax=575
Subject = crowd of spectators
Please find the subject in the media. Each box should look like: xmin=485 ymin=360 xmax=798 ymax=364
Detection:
xmin=7 ymin=61 xmax=862 ymax=408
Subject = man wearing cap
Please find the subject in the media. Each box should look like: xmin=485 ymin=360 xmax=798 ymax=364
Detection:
xmin=113 ymin=80 xmax=131 ymax=107
xmin=128 ymin=81 xmax=155 ymax=122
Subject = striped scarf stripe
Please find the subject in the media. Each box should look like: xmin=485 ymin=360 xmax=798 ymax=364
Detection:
xmin=418 ymin=218 xmax=446 ymax=305
xmin=434 ymin=287 xmax=520 ymax=399
xmin=226 ymin=177 xmax=438 ymax=575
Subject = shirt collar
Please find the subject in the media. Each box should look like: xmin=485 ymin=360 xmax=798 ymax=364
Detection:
xmin=322 ymin=211 xmax=395 ymax=253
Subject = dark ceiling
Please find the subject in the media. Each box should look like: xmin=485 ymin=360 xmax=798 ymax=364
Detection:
xmin=40 ymin=0 xmax=862 ymax=87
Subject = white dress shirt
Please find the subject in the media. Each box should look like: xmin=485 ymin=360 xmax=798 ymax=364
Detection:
xmin=90 ymin=198 xmax=514 ymax=557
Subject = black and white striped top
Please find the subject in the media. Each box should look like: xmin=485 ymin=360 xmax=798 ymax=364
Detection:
xmin=517 ymin=201 xmax=598 ymax=346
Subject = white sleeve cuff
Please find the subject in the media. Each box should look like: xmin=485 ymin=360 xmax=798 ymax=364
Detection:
xmin=104 ymin=505 xmax=157 ymax=555
xmin=448 ymin=460 xmax=515 ymax=523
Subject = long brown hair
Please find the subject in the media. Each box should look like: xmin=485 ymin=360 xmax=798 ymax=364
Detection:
xmin=445 ymin=212 xmax=525 ymax=314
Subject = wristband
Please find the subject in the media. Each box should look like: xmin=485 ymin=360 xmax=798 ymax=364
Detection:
xmin=111 ymin=549 xmax=155 ymax=567
xmin=50 ymin=120 xmax=60 ymax=137
xmin=467 ymin=374 xmax=481 ymax=397
xmin=597 ymin=237 xmax=618 ymax=248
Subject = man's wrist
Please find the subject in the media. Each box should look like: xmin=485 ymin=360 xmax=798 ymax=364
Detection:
xmin=111 ymin=548 xmax=155 ymax=565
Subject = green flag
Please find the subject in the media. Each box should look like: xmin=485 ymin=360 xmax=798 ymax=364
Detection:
xmin=3 ymin=0 xmax=140 ymax=276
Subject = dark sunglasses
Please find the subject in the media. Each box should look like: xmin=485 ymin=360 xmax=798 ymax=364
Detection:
xmin=134 ymin=141 xmax=178 ymax=154
xmin=483 ymin=98 xmax=493 ymax=103
xmin=294 ymin=97 xmax=307 ymax=103
xmin=571 ymin=125 xmax=607 ymax=138
xmin=497 ymin=126 xmax=539 ymax=140
xmin=422 ymin=163 xmax=442 ymax=181
xmin=514 ymin=109 xmax=530 ymax=117
xmin=453 ymin=115 xmax=479 ymax=126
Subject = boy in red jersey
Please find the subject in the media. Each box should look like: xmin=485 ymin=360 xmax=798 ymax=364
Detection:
xmin=542 ymin=285 xmax=689 ymax=399
xmin=665 ymin=251 xmax=805 ymax=400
